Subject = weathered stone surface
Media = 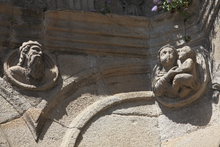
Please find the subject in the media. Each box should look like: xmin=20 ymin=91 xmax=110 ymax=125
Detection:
xmin=77 ymin=115 xmax=160 ymax=147
xmin=0 ymin=0 xmax=219 ymax=147
xmin=112 ymin=99 xmax=159 ymax=116
xmin=157 ymin=93 xmax=216 ymax=141
xmin=0 ymin=95 xmax=19 ymax=123
xmin=0 ymin=78 xmax=33 ymax=114
xmin=47 ymin=84 xmax=100 ymax=126
xmin=1 ymin=118 xmax=37 ymax=147
xmin=37 ymin=119 xmax=67 ymax=147
xmin=11 ymin=0 xmax=155 ymax=16
xmin=212 ymin=5 xmax=220 ymax=88
xmin=152 ymin=45 xmax=210 ymax=108
xmin=95 ymin=0 xmax=154 ymax=16
xmin=57 ymin=54 xmax=91 ymax=80
xmin=162 ymin=124 xmax=220 ymax=147
xmin=0 ymin=126 xmax=9 ymax=147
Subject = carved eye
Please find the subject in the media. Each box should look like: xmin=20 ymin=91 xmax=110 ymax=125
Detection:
xmin=31 ymin=46 xmax=41 ymax=52
xmin=23 ymin=46 xmax=29 ymax=53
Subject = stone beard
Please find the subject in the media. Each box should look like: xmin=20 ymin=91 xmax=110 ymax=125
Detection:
xmin=26 ymin=52 xmax=45 ymax=82
xmin=7 ymin=41 xmax=48 ymax=86
xmin=5 ymin=40 xmax=59 ymax=90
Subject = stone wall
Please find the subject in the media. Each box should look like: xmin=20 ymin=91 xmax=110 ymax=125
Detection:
xmin=0 ymin=0 xmax=220 ymax=147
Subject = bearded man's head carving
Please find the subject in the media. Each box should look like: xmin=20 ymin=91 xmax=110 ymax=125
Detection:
xmin=7 ymin=40 xmax=46 ymax=86
xmin=17 ymin=41 xmax=45 ymax=81
xmin=5 ymin=40 xmax=59 ymax=90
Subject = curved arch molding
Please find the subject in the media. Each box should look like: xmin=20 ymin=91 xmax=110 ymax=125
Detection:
xmin=60 ymin=91 xmax=154 ymax=147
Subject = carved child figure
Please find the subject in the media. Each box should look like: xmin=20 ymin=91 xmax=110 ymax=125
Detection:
xmin=172 ymin=46 xmax=200 ymax=98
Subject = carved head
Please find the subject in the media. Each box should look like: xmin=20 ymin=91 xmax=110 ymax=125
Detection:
xmin=18 ymin=40 xmax=45 ymax=80
xmin=158 ymin=45 xmax=178 ymax=69
xmin=177 ymin=46 xmax=196 ymax=62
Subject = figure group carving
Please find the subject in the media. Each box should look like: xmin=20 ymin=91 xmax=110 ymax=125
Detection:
xmin=152 ymin=45 xmax=200 ymax=99
xmin=4 ymin=41 xmax=59 ymax=91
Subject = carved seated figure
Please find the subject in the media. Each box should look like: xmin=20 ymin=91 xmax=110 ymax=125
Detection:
xmin=152 ymin=45 xmax=179 ymax=98
xmin=153 ymin=45 xmax=200 ymax=99
xmin=172 ymin=46 xmax=200 ymax=98
xmin=152 ymin=44 xmax=209 ymax=107
xmin=5 ymin=40 xmax=59 ymax=90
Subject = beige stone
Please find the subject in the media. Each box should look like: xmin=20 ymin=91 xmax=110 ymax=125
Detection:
xmin=77 ymin=115 xmax=160 ymax=147
xmin=162 ymin=124 xmax=220 ymax=147
xmin=0 ymin=1 xmax=219 ymax=147
xmin=4 ymin=41 xmax=59 ymax=91
xmin=1 ymin=118 xmax=37 ymax=147
xmin=152 ymin=45 xmax=210 ymax=108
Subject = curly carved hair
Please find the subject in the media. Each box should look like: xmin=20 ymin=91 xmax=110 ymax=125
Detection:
xmin=177 ymin=46 xmax=196 ymax=61
xmin=17 ymin=40 xmax=42 ymax=66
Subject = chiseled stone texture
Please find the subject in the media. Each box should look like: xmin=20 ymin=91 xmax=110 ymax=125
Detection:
xmin=157 ymin=92 xmax=219 ymax=142
xmin=0 ymin=1 xmax=219 ymax=147
xmin=111 ymin=99 xmax=159 ymax=117
xmin=162 ymin=124 xmax=220 ymax=147
xmin=1 ymin=118 xmax=37 ymax=147
xmin=0 ymin=128 xmax=9 ymax=147
xmin=0 ymin=95 xmax=20 ymax=123
xmin=212 ymin=7 xmax=220 ymax=85
xmin=37 ymin=85 xmax=100 ymax=147
xmin=73 ymin=99 xmax=161 ymax=147
xmin=77 ymin=115 xmax=160 ymax=147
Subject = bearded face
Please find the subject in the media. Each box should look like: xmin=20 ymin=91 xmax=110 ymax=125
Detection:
xmin=26 ymin=45 xmax=45 ymax=80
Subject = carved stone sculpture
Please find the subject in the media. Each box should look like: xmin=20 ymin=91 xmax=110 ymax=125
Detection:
xmin=152 ymin=45 xmax=209 ymax=108
xmin=120 ymin=0 xmax=145 ymax=15
xmin=4 ymin=41 xmax=59 ymax=91
xmin=173 ymin=46 xmax=200 ymax=98
xmin=13 ymin=0 xmax=47 ymax=10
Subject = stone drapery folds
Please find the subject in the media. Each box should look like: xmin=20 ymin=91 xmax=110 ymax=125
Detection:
xmin=152 ymin=45 xmax=210 ymax=108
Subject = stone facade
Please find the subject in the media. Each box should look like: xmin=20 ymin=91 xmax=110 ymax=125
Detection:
xmin=0 ymin=0 xmax=220 ymax=147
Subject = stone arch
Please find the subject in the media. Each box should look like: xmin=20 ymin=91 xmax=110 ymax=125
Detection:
xmin=60 ymin=91 xmax=154 ymax=147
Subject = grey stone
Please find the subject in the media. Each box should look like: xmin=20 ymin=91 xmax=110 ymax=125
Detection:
xmin=0 ymin=128 xmax=9 ymax=147
xmin=1 ymin=118 xmax=38 ymax=147
xmin=0 ymin=95 xmax=20 ymax=123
